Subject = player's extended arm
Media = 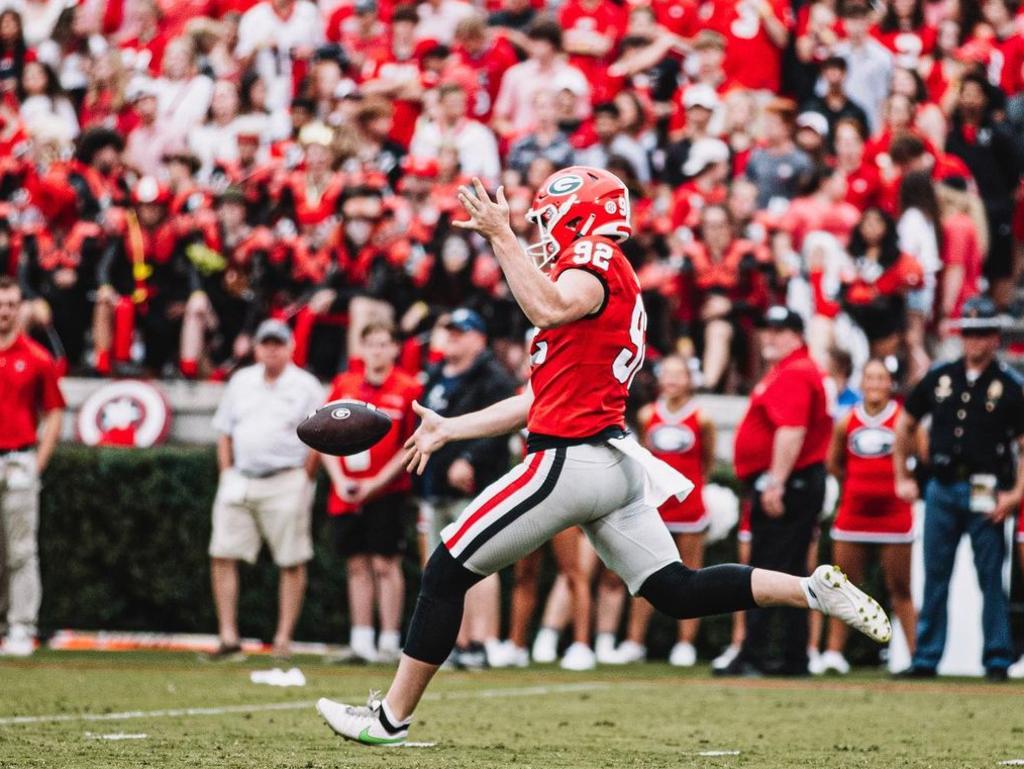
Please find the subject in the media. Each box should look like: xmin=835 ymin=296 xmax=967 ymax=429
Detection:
xmin=454 ymin=179 xmax=604 ymax=329
xmin=403 ymin=386 xmax=533 ymax=475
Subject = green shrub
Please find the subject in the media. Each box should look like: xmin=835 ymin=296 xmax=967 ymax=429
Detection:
xmin=38 ymin=447 xmax=899 ymax=662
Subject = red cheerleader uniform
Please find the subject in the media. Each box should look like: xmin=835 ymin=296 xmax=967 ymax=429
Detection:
xmin=833 ymin=401 xmax=914 ymax=543
xmin=642 ymin=398 xmax=708 ymax=533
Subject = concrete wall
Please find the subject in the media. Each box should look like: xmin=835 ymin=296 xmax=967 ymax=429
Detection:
xmin=58 ymin=378 xmax=749 ymax=462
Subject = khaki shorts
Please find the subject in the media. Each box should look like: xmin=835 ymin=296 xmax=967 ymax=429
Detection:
xmin=209 ymin=467 xmax=314 ymax=567
xmin=440 ymin=443 xmax=680 ymax=594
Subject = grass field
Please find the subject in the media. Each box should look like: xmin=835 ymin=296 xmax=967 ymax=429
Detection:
xmin=1 ymin=651 xmax=1023 ymax=768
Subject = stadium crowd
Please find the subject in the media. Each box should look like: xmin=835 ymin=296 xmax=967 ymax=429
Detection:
xmin=1 ymin=0 xmax=1024 ymax=676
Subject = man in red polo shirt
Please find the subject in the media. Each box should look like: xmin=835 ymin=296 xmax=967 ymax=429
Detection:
xmin=0 ymin=276 xmax=65 ymax=657
xmin=723 ymin=305 xmax=832 ymax=676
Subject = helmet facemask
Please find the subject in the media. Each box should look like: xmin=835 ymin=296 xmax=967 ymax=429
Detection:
xmin=525 ymin=195 xmax=577 ymax=270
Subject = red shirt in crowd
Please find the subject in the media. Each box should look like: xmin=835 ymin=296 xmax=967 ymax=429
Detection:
xmin=706 ymin=0 xmax=793 ymax=93
xmin=324 ymin=366 xmax=421 ymax=515
xmin=733 ymin=346 xmax=832 ymax=480
xmin=0 ymin=334 xmax=65 ymax=450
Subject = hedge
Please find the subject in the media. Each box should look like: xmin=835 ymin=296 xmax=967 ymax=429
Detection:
xmin=38 ymin=445 xmax=903 ymax=662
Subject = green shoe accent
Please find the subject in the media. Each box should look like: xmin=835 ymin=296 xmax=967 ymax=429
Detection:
xmin=358 ymin=727 xmax=406 ymax=745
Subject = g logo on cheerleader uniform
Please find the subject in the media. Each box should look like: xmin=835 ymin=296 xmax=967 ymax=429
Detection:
xmin=649 ymin=424 xmax=696 ymax=454
xmin=546 ymin=174 xmax=584 ymax=196
xmin=848 ymin=427 xmax=895 ymax=458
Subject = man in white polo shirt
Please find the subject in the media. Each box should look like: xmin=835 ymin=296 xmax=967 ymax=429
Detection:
xmin=208 ymin=319 xmax=324 ymax=659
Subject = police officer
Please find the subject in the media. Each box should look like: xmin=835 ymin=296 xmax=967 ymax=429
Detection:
xmin=893 ymin=296 xmax=1024 ymax=681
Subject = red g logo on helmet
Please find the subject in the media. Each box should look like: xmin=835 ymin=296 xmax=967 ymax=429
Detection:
xmin=526 ymin=166 xmax=632 ymax=269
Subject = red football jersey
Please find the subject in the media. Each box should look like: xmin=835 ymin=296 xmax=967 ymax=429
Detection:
xmin=643 ymin=399 xmax=706 ymax=520
xmin=325 ymin=367 xmax=422 ymax=515
xmin=527 ymin=235 xmax=644 ymax=439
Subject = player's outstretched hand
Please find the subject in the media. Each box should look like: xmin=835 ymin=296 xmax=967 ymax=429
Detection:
xmin=454 ymin=178 xmax=511 ymax=240
xmin=403 ymin=400 xmax=451 ymax=475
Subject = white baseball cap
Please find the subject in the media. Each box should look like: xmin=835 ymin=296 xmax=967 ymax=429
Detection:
xmin=683 ymin=137 xmax=730 ymax=177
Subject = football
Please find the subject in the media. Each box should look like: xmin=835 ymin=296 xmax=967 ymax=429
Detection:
xmin=296 ymin=399 xmax=393 ymax=456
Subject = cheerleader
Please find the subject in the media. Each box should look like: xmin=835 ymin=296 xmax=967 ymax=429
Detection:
xmin=821 ymin=358 xmax=916 ymax=673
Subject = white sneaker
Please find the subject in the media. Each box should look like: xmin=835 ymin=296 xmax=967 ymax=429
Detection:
xmin=711 ymin=644 xmax=740 ymax=671
xmin=594 ymin=633 xmax=617 ymax=664
xmin=531 ymin=627 xmax=559 ymax=664
xmin=808 ymin=565 xmax=892 ymax=644
xmin=610 ymin=640 xmax=646 ymax=665
xmin=819 ymin=650 xmax=850 ymax=675
xmin=376 ymin=647 xmax=402 ymax=664
xmin=485 ymin=639 xmax=511 ymax=668
xmin=559 ymin=642 xmax=597 ymax=671
xmin=502 ymin=641 xmax=529 ymax=668
xmin=350 ymin=639 xmax=378 ymax=663
xmin=317 ymin=692 xmax=409 ymax=746
xmin=0 ymin=626 xmax=35 ymax=657
xmin=1008 ymin=655 xmax=1024 ymax=680
xmin=808 ymin=648 xmax=825 ymax=676
xmin=668 ymin=642 xmax=697 ymax=667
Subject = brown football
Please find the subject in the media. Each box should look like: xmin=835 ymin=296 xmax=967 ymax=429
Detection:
xmin=296 ymin=399 xmax=393 ymax=456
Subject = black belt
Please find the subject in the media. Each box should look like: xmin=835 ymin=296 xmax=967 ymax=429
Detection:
xmin=0 ymin=444 xmax=35 ymax=456
xmin=526 ymin=426 xmax=627 ymax=454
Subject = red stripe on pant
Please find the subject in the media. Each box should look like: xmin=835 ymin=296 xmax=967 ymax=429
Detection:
xmin=444 ymin=451 xmax=546 ymax=550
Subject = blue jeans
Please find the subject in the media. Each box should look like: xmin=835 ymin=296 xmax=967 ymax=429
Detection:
xmin=912 ymin=480 xmax=1013 ymax=672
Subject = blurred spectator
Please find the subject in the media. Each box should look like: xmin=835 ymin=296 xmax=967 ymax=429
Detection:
xmin=801 ymin=56 xmax=870 ymax=144
xmin=492 ymin=17 xmax=589 ymax=139
xmin=0 ymin=276 xmax=64 ymax=658
xmin=208 ymin=319 xmax=322 ymax=659
xmin=833 ymin=4 xmax=892 ymax=132
xmin=153 ymin=37 xmax=214 ymax=139
xmin=745 ymin=99 xmax=813 ymax=209
xmin=897 ymin=170 xmax=941 ymax=380
xmin=945 ymin=74 xmax=1023 ymax=309
xmin=726 ymin=306 xmax=831 ymax=676
xmin=410 ymin=82 xmax=500 ymax=181
xmin=320 ymin=322 xmax=421 ymax=662
xmin=681 ymin=204 xmax=770 ymax=392
xmin=416 ymin=308 xmax=515 ymax=668
xmin=235 ymin=0 xmax=321 ymax=112
xmin=505 ymin=90 xmax=574 ymax=178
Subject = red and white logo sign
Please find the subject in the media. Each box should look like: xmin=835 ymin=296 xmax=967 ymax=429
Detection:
xmin=77 ymin=380 xmax=172 ymax=448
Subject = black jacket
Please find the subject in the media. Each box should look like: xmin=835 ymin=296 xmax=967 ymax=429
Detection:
xmin=419 ymin=350 xmax=517 ymax=499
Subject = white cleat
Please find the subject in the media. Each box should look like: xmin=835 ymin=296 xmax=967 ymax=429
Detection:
xmin=819 ymin=650 xmax=851 ymax=675
xmin=807 ymin=648 xmax=825 ymax=676
xmin=560 ymin=642 xmax=597 ymax=671
xmin=1008 ymin=655 xmax=1024 ymax=680
xmin=317 ymin=692 xmax=409 ymax=747
xmin=809 ymin=565 xmax=892 ymax=644
xmin=668 ymin=641 xmax=697 ymax=667
xmin=711 ymin=643 xmax=740 ymax=671
xmin=605 ymin=640 xmax=646 ymax=665
xmin=531 ymin=627 xmax=559 ymax=664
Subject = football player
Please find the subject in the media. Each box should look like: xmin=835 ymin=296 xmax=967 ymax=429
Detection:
xmin=317 ymin=167 xmax=892 ymax=746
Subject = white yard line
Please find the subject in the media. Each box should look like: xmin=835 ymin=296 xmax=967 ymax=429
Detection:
xmin=0 ymin=681 xmax=612 ymax=727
